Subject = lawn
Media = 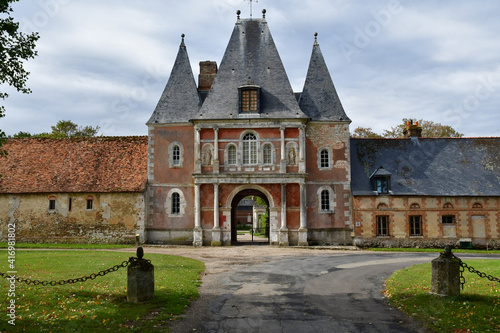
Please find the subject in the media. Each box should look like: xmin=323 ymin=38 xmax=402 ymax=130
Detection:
xmin=0 ymin=243 xmax=134 ymax=249
xmin=385 ymin=260 xmax=500 ymax=332
xmin=0 ymin=250 xmax=205 ymax=332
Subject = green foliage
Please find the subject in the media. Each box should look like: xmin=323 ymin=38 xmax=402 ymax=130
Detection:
xmin=0 ymin=242 xmax=134 ymax=249
xmin=12 ymin=120 xmax=101 ymax=138
xmin=48 ymin=120 xmax=101 ymax=138
xmin=351 ymin=126 xmax=382 ymax=138
xmin=0 ymin=251 xmax=205 ymax=332
xmin=383 ymin=118 xmax=464 ymax=138
xmin=352 ymin=118 xmax=464 ymax=138
xmin=385 ymin=260 xmax=500 ymax=332
xmin=0 ymin=0 xmax=39 ymax=156
xmin=12 ymin=130 xmax=31 ymax=138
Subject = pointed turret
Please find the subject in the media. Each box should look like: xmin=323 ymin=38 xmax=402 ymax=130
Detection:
xmin=147 ymin=34 xmax=201 ymax=124
xmin=198 ymin=10 xmax=307 ymax=120
xmin=299 ymin=33 xmax=350 ymax=122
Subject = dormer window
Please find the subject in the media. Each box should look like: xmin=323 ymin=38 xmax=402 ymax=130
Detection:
xmin=370 ymin=166 xmax=391 ymax=195
xmin=239 ymin=82 xmax=260 ymax=113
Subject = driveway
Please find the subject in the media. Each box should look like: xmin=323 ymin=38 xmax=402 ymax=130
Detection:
xmin=125 ymin=246 xmax=495 ymax=333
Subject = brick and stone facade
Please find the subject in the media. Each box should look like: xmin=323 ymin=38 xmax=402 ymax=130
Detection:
xmin=145 ymin=14 xmax=352 ymax=246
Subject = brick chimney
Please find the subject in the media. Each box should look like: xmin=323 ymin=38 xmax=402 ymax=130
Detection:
xmin=403 ymin=119 xmax=422 ymax=138
xmin=198 ymin=61 xmax=217 ymax=103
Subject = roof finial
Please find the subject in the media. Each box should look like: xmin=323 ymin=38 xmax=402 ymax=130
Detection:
xmin=262 ymin=8 xmax=266 ymax=19
xmin=245 ymin=0 xmax=258 ymax=18
xmin=236 ymin=9 xmax=241 ymax=20
xmin=314 ymin=32 xmax=318 ymax=46
xmin=181 ymin=33 xmax=185 ymax=47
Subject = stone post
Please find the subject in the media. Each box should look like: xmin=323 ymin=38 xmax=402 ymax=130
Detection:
xmin=431 ymin=246 xmax=461 ymax=297
xmin=127 ymin=247 xmax=154 ymax=303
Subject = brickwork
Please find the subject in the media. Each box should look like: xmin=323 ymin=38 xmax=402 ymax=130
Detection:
xmin=353 ymin=196 xmax=500 ymax=248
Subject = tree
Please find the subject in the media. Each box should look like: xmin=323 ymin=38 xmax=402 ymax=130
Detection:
xmin=351 ymin=127 xmax=382 ymax=138
xmin=0 ymin=0 xmax=40 ymax=154
xmin=352 ymin=119 xmax=464 ymax=138
xmin=11 ymin=120 xmax=100 ymax=138
xmin=383 ymin=118 xmax=463 ymax=138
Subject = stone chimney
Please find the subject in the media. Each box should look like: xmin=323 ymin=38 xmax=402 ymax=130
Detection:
xmin=198 ymin=61 xmax=217 ymax=103
xmin=403 ymin=119 xmax=422 ymax=138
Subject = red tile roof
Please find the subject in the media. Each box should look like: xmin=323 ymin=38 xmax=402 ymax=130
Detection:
xmin=0 ymin=136 xmax=148 ymax=193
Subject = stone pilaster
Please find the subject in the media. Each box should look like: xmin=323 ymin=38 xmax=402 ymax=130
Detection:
xmin=279 ymin=183 xmax=289 ymax=246
xmin=298 ymin=182 xmax=308 ymax=246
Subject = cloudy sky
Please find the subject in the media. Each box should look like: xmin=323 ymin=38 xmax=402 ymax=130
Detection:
xmin=2 ymin=0 xmax=500 ymax=137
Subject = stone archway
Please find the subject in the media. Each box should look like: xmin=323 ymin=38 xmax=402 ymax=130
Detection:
xmin=227 ymin=185 xmax=274 ymax=244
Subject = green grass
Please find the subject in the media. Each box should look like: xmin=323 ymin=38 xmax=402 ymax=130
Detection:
xmin=0 ymin=251 xmax=205 ymax=332
xmin=0 ymin=242 xmax=134 ymax=249
xmin=368 ymin=247 xmax=500 ymax=254
xmin=385 ymin=260 xmax=500 ymax=332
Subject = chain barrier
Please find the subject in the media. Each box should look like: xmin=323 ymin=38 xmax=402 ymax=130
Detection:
xmin=442 ymin=246 xmax=500 ymax=290
xmin=1 ymin=256 xmax=152 ymax=287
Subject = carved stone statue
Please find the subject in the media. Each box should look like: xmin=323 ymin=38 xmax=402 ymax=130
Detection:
xmin=288 ymin=147 xmax=296 ymax=165
xmin=203 ymin=147 xmax=212 ymax=166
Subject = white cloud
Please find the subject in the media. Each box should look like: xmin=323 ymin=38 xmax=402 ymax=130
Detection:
xmin=2 ymin=0 xmax=500 ymax=137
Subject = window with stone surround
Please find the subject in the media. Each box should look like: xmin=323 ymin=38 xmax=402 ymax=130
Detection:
xmin=377 ymin=215 xmax=389 ymax=236
xmin=442 ymin=215 xmax=456 ymax=224
xmin=168 ymin=142 xmax=184 ymax=168
xmin=263 ymin=143 xmax=273 ymax=165
xmin=318 ymin=147 xmax=333 ymax=170
xmin=409 ymin=215 xmax=422 ymax=236
xmin=166 ymin=189 xmax=185 ymax=217
xmin=317 ymin=186 xmax=334 ymax=213
xmin=227 ymin=144 xmax=237 ymax=165
xmin=242 ymin=133 xmax=258 ymax=165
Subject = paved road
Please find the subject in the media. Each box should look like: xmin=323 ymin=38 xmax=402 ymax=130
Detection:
xmin=127 ymin=246 xmax=498 ymax=333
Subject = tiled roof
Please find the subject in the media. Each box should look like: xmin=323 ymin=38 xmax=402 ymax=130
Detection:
xmin=0 ymin=136 xmax=148 ymax=194
xmin=147 ymin=37 xmax=201 ymax=125
xmin=198 ymin=18 xmax=308 ymax=120
xmin=299 ymin=38 xmax=350 ymax=122
xmin=351 ymin=137 xmax=500 ymax=196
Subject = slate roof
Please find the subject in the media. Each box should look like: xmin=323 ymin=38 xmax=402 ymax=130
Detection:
xmin=299 ymin=37 xmax=350 ymax=122
xmin=351 ymin=138 xmax=500 ymax=196
xmin=147 ymin=36 xmax=201 ymax=124
xmin=0 ymin=137 xmax=148 ymax=194
xmin=197 ymin=18 xmax=308 ymax=120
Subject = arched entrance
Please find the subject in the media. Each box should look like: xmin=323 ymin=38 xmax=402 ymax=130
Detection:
xmin=229 ymin=187 xmax=271 ymax=245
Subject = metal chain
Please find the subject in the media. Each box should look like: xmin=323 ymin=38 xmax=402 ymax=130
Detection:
xmin=449 ymin=253 xmax=500 ymax=290
xmin=0 ymin=257 xmax=141 ymax=286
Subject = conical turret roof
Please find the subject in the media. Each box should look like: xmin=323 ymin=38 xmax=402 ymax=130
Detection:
xmin=147 ymin=35 xmax=200 ymax=124
xmin=197 ymin=16 xmax=307 ymax=120
xmin=299 ymin=34 xmax=350 ymax=122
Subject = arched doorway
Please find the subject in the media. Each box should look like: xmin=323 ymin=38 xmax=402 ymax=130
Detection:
xmin=230 ymin=188 xmax=270 ymax=245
